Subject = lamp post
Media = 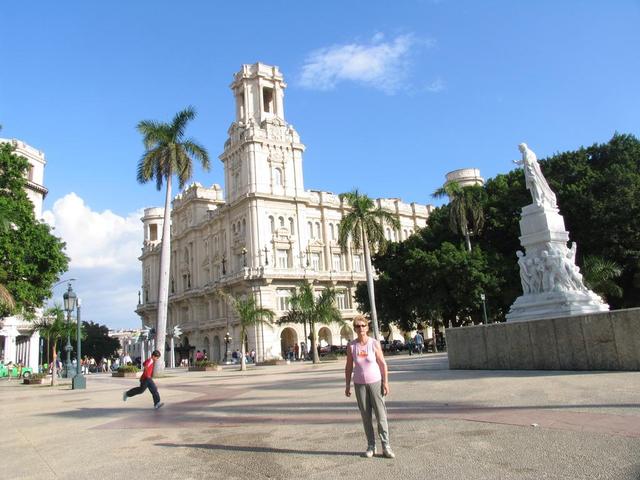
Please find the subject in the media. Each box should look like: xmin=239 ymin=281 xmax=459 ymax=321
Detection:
xmin=222 ymin=255 xmax=227 ymax=275
xmin=72 ymin=298 xmax=86 ymax=389
xmin=480 ymin=292 xmax=488 ymax=325
xmin=224 ymin=332 xmax=232 ymax=364
xmin=62 ymin=283 xmax=76 ymax=378
xmin=263 ymin=246 xmax=269 ymax=266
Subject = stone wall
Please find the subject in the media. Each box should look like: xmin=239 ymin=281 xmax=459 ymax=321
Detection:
xmin=447 ymin=308 xmax=640 ymax=371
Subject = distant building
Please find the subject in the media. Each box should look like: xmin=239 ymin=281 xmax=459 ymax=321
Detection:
xmin=108 ymin=329 xmax=143 ymax=360
xmin=445 ymin=168 xmax=484 ymax=187
xmin=136 ymin=63 xmax=433 ymax=363
xmin=0 ymin=139 xmax=48 ymax=369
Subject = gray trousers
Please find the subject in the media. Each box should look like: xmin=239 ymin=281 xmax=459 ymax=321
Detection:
xmin=354 ymin=381 xmax=390 ymax=448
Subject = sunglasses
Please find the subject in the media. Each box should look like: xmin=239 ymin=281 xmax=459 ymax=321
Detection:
xmin=354 ymin=324 xmax=368 ymax=329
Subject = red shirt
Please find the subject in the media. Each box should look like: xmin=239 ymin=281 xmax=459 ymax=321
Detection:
xmin=141 ymin=357 xmax=155 ymax=380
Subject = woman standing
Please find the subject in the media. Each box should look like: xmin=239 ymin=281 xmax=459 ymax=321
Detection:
xmin=345 ymin=315 xmax=395 ymax=459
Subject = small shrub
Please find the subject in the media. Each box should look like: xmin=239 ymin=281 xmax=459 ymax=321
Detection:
xmin=118 ymin=365 xmax=140 ymax=373
xmin=195 ymin=360 xmax=218 ymax=368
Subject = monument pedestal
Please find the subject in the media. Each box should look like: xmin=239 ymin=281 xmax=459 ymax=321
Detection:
xmin=506 ymin=202 xmax=608 ymax=322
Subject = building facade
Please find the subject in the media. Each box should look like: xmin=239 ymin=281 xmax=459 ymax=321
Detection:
xmin=0 ymin=139 xmax=48 ymax=369
xmin=136 ymin=63 xmax=433 ymax=363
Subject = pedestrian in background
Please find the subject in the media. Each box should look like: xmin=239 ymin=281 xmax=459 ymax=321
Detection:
xmin=345 ymin=315 xmax=395 ymax=459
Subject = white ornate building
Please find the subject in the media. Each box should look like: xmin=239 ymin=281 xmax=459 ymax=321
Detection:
xmin=0 ymin=139 xmax=48 ymax=369
xmin=136 ymin=63 xmax=433 ymax=363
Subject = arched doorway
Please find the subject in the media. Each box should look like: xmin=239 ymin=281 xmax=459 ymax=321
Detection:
xmin=213 ymin=336 xmax=221 ymax=363
xmin=280 ymin=327 xmax=298 ymax=359
xmin=340 ymin=325 xmax=354 ymax=345
xmin=318 ymin=327 xmax=332 ymax=347
xmin=202 ymin=336 xmax=210 ymax=360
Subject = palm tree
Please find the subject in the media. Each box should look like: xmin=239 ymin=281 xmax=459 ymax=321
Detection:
xmin=31 ymin=305 xmax=76 ymax=386
xmin=338 ymin=190 xmax=400 ymax=340
xmin=279 ymin=282 xmax=344 ymax=364
xmin=136 ymin=106 xmax=210 ymax=376
xmin=582 ymin=255 xmax=623 ymax=301
xmin=226 ymin=296 xmax=275 ymax=371
xmin=432 ymin=182 xmax=485 ymax=252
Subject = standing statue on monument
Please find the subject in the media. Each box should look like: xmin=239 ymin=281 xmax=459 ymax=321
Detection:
xmin=515 ymin=143 xmax=557 ymax=209
xmin=516 ymin=251 xmax=532 ymax=294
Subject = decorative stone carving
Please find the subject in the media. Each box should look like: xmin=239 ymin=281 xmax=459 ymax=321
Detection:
xmin=507 ymin=144 xmax=608 ymax=322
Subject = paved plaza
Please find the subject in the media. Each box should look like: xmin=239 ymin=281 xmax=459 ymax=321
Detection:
xmin=2 ymin=353 xmax=639 ymax=480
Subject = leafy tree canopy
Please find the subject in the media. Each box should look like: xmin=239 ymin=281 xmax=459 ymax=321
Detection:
xmin=0 ymin=143 xmax=69 ymax=317
xmin=81 ymin=321 xmax=121 ymax=361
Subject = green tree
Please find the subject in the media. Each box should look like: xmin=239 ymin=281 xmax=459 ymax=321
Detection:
xmin=31 ymin=305 xmax=77 ymax=386
xmin=279 ymin=282 xmax=344 ymax=364
xmin=338 ymin=189 xmax=400 ymax=340
xmin=432 ymin=181 xmax=486 ymax=252
xmin=226 ymin=296 xmax=274 ymax=371
xmin=81 ymin=321 xmax=121 ymax=362
xmin=582 ymin=256 xmax=623 ymax=302
xmin=0 ymin=143 xmax=69 ymax=318
xmin=136 ymin=107 xmax=210 ymax=376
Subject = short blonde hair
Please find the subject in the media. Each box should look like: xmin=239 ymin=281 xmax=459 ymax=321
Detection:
xmin=352 ymin=314 xmax=368 ymax=328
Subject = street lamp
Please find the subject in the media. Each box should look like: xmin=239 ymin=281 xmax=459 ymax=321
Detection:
xmin=62 ymin=283 xmax=76 ymax=378
xmin=263 ymin=246 xmax=269 ymax=266
xmin=224 ymin=332 xmax=232 ymax=364
xmin=72 ymin=298 xmax=86 ymax=389
xmin=480 ymin=292 xmax=489 ymax=325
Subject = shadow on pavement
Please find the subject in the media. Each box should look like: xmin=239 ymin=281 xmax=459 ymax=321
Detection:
xmin=155 ymin=442 xmax=358 ymax=457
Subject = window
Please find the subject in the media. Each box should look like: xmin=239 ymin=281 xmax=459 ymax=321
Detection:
xmin=263 ymin=87 xmax=274 ymax=113
xmin=276 ymin=289 xmax=292 ymax=311
xmin=310 ymin=252 xmax=321 ymax=271
xmin=353 ymin=254 xmax=362 ymax=272
xmin=336 ymin=291 xmax=348 ymax=310
xmin=269 ymin=216 xmax=275 ymax=233
xmin=27 ymin=165 xmax=34 ymax=181
xmin=289 ymin=217 xmax=295 ymax=235
xmin=308 ymin=222 xmax=313 ymax=238
xmin=277 ymin=249 xmax=288 ymax=268
xmin=315 ymin=222 xmax=321 ymax=239
xmin=332 ymin=253 xmax=342 ymax=271
xmin=274 ymin=168 xmax=283 ymax=186
xmin=330 ymin=224 xmax=335 ymax=240
xmin=149 ymin=224 xmax=158 ymax=241
xmin=279 ymin=216 xmax=285 ymax=228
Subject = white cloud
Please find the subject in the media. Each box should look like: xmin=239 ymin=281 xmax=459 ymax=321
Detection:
xmin=43 ymin=193 xmax=142 ymax=271
xmin=299 ymin=33 xmax=430 ymax=94
xmin=43 ymin=193 xmax=144 ymax=329
xmin=425 ymin=77 xmax=445 ymax=93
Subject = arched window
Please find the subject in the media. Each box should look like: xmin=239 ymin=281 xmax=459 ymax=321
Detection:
xmin=315 ymin=222 xmax=321 ymax=239
xmin=274 ymin=168 xmax=283 ymax=186
xmin=269 ymin=216 xmax=275 ymax=233
xmin=289 ymin=217 xmax=295 ymax=234
xmin=242 ymin=219 xmax=246 ymax=236
xmin=308 ymin=222 xmax=313 ymax=238
xmin=330 ymin=224 xmax=335 ymax=240
xmin=279 ymin=216 xmax=285 ymax=228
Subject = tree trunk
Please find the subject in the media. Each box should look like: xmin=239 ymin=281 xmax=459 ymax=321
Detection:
xmin=302 ymin=319 xmax=308 ymax=361
xmin=362 ymin=228 xmax=381 ymax=340
xmin=240 ymin=328 xmax=247 ymax=371
xmin=154 ymin=176 xmax=172 ymax=377
xmin=311 ymin=322 xmax=319 ymax=364
xmin=51 ymin=341 xmax=58 ymax=386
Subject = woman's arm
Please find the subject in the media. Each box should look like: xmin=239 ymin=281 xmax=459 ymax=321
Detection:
xmin=345 ymin=343 xmax=353 ymax=397
xmin=374 ymin=340 xmax=390 ymax=396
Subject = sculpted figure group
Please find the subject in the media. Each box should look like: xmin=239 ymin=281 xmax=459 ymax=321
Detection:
xmin=516 ymin=242 xmax=587 ymax=295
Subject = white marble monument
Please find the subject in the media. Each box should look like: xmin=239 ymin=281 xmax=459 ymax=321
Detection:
xmin=506 ymin=143 xmax=609 ymax=321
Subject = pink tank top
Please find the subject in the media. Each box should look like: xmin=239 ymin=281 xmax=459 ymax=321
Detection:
xmin=351 ymin=337 xmax=382 ymax=385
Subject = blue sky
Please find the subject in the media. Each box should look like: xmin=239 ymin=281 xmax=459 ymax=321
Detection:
xmin=1 ymin=1 xmax=639 ymax=329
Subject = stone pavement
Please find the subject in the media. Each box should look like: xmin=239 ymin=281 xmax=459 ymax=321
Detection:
xmin=1 ymin=353 xmax=639 ymax=480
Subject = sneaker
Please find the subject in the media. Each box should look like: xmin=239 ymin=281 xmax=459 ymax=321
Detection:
xmin=122 ymin=392 xmax=128 ymax=402
xmin=364 ymin=447 xmax=375 ymax=458
xmin=154 ymin=402 xmax=164 ymax=410
xmin=383 ymin=447 xmax=396 ymax=459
